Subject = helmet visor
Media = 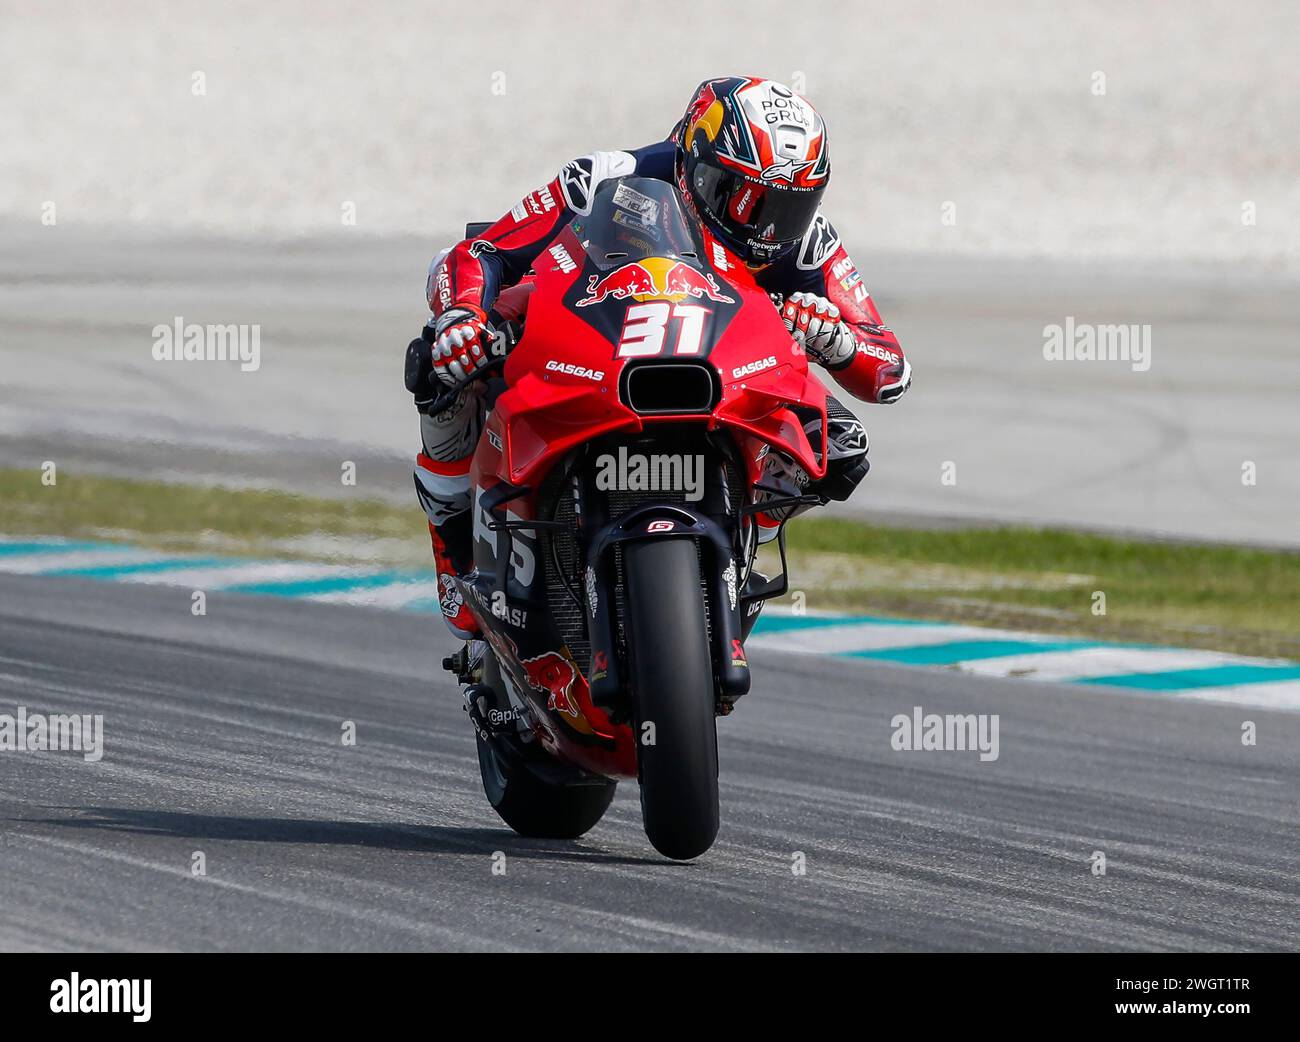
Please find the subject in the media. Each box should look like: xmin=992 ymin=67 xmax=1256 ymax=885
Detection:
xmin=691 ymin=164 xmax=823 ymax=247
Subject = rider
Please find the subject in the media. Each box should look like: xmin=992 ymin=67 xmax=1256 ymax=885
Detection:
xmin=407 ymin=76 xmax=912 ymax=638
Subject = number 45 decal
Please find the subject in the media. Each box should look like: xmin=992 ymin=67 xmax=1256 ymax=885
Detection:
xmin=617 ymin=302 xmax=709 ymax=358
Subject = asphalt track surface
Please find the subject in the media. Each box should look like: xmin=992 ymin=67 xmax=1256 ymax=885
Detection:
xmin=1 ymin=572 xmax=1296 ymax=952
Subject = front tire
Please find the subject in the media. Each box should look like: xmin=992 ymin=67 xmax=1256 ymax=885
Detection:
xmin=475 ymin=650 xmax=616 ymax=839
xmin=623 ymin=538 xmax=719 ymax=860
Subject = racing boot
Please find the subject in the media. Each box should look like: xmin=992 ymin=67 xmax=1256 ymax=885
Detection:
xmin=414 ymin=404 xmax=484 ymax=639
xmin=426 ymin=510 xmax=481 ymax=640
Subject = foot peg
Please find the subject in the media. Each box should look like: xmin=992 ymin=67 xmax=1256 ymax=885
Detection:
xmin=443 ymin=640 xmax=486 ymax=685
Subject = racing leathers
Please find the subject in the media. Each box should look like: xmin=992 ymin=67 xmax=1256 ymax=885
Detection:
xmin=412 ymin=140 xmax=911 ymax=638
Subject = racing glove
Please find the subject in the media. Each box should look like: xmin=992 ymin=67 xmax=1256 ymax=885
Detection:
xmin=781 ymin=292 xmax=855 ymax=369
xmin=782 ymin=291 xmax=912 ymax=405
xmin=431 ymin=305 xmax=498 ymax=387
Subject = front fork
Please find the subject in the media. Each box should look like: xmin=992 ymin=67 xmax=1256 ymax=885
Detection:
xmin=583 ymin=504 xmax=751 ymax=714
xmin=578 ymin=457 xmax=751 ymax=715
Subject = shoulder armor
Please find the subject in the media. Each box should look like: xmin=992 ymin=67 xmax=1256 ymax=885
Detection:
xmin=796 ymin=211 xmax=841 ymax=271
xmin=558 ymin=150 xmax=637 ymax=215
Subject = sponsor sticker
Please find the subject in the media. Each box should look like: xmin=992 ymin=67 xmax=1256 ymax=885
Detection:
xmin=612 ymin=181 xmax=659 ymax=225
xmin=857 ymin=341 xmax=900 ymax=366
xmin=545 ymin=359 xmax=604 ymax=381
xmin=548 ymin=243 xmax=577 ymax=273
xmin=732 ymin=355 xmax=778 ymax=379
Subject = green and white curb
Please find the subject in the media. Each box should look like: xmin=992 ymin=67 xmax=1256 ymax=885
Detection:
xmin=750 ymin=614 xmax=1300 ymax=710
xmin=4 ymin=536 xmax=1298 ymax=710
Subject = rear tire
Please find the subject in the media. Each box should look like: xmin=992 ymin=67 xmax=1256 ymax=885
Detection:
xmin=623 ymin=538 xmax=719 ymax=860
xmin=475 ymin=650 xmax=616 ymax=840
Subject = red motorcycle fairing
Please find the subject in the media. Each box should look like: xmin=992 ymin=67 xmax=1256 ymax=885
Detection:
xmin=461 ymin=177 xmax=830 ymax=781
xmin=495 ymin=222 xmax=828 ymax=489
xmin=478 ymin=619 xmax=637 ymax=779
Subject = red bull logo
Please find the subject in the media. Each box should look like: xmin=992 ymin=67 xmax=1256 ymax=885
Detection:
xmin=520 ymin=650 xmax=582 ymax=718
xmin=576 ymin=257 xmax=734 ymax=307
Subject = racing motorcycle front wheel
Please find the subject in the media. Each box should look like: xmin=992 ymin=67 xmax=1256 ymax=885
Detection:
xmin=475 ymin=649 xmax=617 ymax=839
xmin=623 ymin=537 xmax=720 ymax=860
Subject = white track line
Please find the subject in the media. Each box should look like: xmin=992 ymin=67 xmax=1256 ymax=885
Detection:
xmin=121 ymin=562 xmax=357 ymax=588
xmin=749 ymin=622 xmax=1007 ymax=655
xmin=958 ymin=645 xmax=1269 ymax=681
xmin=304 ymin=581 xmax=435 ymax=608
xmin=0 ymin=549 xmax=165 ymax=574
xmin=1175 ymin=680 xmax=1300 ymax=711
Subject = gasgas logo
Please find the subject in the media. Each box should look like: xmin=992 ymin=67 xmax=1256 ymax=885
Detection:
xmin=576 ymin=256 xmax=734 ymax=307
xmin=731 ymin=355 xmax=778 ymax=379
xmin=545 ymin=360 xmax=605 ymax=381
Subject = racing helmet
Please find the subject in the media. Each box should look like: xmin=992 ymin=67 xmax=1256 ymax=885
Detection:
xmin=675 ymin=76 xmax=830 ymax=266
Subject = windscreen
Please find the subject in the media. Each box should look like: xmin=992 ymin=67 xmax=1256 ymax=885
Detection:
xmin=570 ymin=177 xmax=707 ymax=271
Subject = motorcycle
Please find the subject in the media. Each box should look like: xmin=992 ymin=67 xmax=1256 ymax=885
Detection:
xmin=428 ymin=177 xmax=828 ymax=860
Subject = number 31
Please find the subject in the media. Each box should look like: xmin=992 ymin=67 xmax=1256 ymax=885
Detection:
xmin=616 ymin=302 xmax=708 ymax=357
